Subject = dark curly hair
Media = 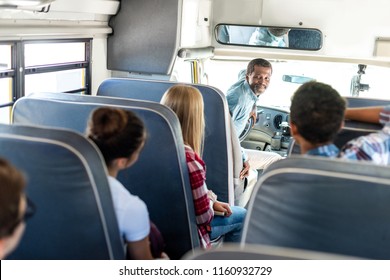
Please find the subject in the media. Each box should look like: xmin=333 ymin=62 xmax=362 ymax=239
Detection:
xmin=246 ymin=58 xmax=272 ymax=75
xmin=86 ymin=107 xmax=146 ymax=165
xmin=290 ymin=81 xmax=346 ymax=144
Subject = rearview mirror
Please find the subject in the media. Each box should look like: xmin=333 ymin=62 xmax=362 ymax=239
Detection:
xmin=215 ymin=24 xmax=322 ymax=51
xmin=282 ymin=75 xmax=315 ymax=84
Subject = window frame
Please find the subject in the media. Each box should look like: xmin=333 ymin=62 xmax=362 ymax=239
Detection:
xmin=0 ymin=38 xmax=92 ymax=107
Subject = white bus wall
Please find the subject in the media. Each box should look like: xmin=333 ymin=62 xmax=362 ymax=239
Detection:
xmin=91 ymin=37 xmax=112 ymax=95
xmin=0 ymin=0 xmax=118 ymax=94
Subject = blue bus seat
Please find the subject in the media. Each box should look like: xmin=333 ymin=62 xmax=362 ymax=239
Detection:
xmin=287 ymin=126 xmax=380 ymax=156
xmin=12 ymin=92 xmax=199 ymax=259
xmin=183 ymin=244 xmax=358 ymax=260
xmin=241 ymin=156 xmax=390 ymax=259
xmin=0 ymin=123 xmax=125 ymax=260
xmin=97 ymin=78 xmax=244 ymax=205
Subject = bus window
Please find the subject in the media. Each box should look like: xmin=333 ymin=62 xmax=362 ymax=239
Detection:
xmin=25 ymin=42 xmax=86 ymax=67
xmin=0 ymin=44 xmax=12 ymax=124
xmin=171 ymin=58 xmax=195 ymax=83
xmin=0 ymin=78 xmax=12 ymax=124
xmin=25 ymin=69 xmax=86 ymax=95
xmin=0 ymin=39 xmax=91 ymax=123
xmin=0 ymin=44 xmax=11 ymax=69
xmin=23 ymin=40 xmax=91 ymax=95
xmin=205 ymin=59 xmax=390 ymax=110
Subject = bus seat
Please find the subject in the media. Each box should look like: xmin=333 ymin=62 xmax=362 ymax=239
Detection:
xmin=0 ymin=123 xmax=125 ymax=260
xmin=12 ymin=92 xmax=199 ymax=259
xmin=241 ymin=156 xmax=390 ymax=259
xmin=346 ymin=96 xmax=390 ymax=108
xmin=287 ymin=126 xmax=380 ymax=156
xmin=97 ymin=78 xmax=239 ymax=205
xmin=183 ymin=244 xmax=358 ymax=260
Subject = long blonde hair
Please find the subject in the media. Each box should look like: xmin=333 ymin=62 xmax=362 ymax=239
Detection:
xmin=161 ymin=85 xmax=205 ymax=155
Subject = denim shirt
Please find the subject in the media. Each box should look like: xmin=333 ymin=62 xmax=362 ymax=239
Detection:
xmin=306 ymin=144 xmax=340 ymax=158
xmin=249 ymin=28 xmax=287 ymax=47
xmin=226 ymin=71 xmax=258 ymax=138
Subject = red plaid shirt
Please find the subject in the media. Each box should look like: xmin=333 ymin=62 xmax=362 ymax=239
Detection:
xmin=185 ymin=145 xmax=214 ymax=249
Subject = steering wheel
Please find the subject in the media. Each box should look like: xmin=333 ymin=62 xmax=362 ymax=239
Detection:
xmin=239 ymin=115 xmax=255 ymax=142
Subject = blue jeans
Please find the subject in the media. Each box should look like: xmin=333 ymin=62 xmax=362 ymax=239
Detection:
xmin=209 ymin=206 xmax=246 ymax=243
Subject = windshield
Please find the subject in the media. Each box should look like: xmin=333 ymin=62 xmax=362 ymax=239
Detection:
xmin=205 ymin=59 xmax=390 ymax=110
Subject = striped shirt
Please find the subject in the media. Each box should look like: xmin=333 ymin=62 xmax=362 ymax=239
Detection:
xmin=185 ymin=145 xmax=214 ymax=249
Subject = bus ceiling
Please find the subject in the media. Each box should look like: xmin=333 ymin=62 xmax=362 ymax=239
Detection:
xmin=2 ymin=0 xmax=390 ymax=75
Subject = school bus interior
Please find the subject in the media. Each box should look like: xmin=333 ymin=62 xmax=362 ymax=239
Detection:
xmin=1 ymin=0 xmax=390 ymax=259
xmin=12 ymin=92 xmax=200 ymax=259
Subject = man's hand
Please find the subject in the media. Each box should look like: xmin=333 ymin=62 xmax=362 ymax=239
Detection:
xmin=240 ymin=160 xmax=250 ymax=179
xmin=249 ymin=111 xmax=257 ymax=128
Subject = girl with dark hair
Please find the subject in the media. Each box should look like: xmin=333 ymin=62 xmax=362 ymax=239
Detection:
xmin=86 ymin=107 xmax=166 ymax=259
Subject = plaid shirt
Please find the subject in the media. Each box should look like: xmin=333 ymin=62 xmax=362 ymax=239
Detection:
xmin=185 ymin=145 xmax=214 ymax=249
xmin=340 ymin=106 xmax=390 ymax=165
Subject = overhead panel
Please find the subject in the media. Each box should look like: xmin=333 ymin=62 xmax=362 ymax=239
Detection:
xmin=107 ymin=0 xmax=181 ymax=75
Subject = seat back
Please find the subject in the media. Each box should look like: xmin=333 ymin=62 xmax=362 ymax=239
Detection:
xmin=346 ymin=96 xmax=390 ymax=108
xmin=97 ymin=78 xmax=235 ymax=204
xmin=287 ymin=126 xmax=380 ymax=156
xmin=242 ymin=156 xmax=390 ymax=259
xmin=183 ymin=244 xmax=357 ymax=260
xmin=0 ymin=123 xmax=124 ymax=260
xmin=12 ymin=92 xmax=199 ymax=259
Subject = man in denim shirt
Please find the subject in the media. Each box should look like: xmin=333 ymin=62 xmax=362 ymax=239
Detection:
xmin=226 ymin=58 xmax=282 ymax=178
xmin=289 ymin=81 xmax=346 ymax=157
xmin=340 ymin=106 xmax=390 ymax=164
xmin=249 ymin=27 xmax=289 ymax=47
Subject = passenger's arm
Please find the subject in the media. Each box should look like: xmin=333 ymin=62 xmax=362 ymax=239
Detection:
xmin=213 ymin=201 xmax=232 ymax=217
xmin=126 ymin=236 xmax=154 ymax=260
xmin=240 ymin=160 xmax=250 ymax=179
xmin=345 ymin=107 xmax=384 ymax=124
